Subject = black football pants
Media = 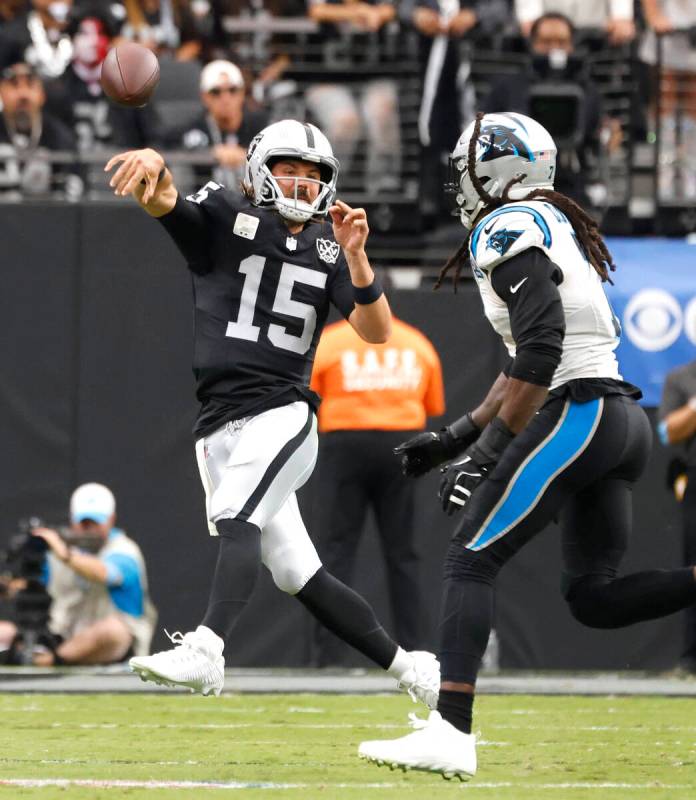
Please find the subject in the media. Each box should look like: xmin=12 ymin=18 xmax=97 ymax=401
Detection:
xmin=439 ymin=393 xmax=696 ymax=685
xmin=314 ymin=429 xmax=425 ymax=661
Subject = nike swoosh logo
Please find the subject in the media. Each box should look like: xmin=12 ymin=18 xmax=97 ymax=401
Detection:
xmin=484 ymin=222 xmax=495 ymax=234
xmin=509 ymin=277 xmax=528 ymax=294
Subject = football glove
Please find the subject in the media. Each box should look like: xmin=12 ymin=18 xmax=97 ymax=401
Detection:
xmin=393 ymin=412 xmax=480 ymax=477
xmin=438 ymin=417 xmax=515 ymax=515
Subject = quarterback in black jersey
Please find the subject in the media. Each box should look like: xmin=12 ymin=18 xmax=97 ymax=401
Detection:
xmin=104 ymin=119 xmax=440 ymax=707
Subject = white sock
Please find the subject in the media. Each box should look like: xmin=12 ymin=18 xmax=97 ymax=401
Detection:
xmin=386 ymin=646 xmax=412 ymax=679
xmin=195 ymin=625 xmax=224 ymax=654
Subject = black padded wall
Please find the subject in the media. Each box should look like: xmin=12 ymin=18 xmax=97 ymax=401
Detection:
xmin=0 ymin=204 xmax=683 ymax=669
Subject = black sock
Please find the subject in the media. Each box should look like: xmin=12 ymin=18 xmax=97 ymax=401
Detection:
xmin=438 ymin=689 xmax=474 ymax=734
xmin=295 ymin=567 xmax=398 ymax=669
xmin=201 ymin=519 xmax=261 ymax=641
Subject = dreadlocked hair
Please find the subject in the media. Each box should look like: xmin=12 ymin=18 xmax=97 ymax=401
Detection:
xmin=434 ymin=112 xmax=616 ymax=292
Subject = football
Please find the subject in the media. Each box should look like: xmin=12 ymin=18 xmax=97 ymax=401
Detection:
xmin=100 ymin=43 xmax=160 ymax=108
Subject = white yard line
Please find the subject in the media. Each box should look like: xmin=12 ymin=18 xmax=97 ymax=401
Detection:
xmin=1 ymin=778 xmax=694 ymax=791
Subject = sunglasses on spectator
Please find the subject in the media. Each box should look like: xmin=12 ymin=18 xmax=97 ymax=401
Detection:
xmin=207 ymin=86 xmax=242 ymax=96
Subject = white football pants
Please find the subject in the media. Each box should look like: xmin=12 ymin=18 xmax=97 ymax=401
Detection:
xmin=195 ymin=401 xmax=322 ymax=594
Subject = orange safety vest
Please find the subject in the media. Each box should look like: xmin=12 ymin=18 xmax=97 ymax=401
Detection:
xmin=311 ymin=317 xmax=445 ymax=432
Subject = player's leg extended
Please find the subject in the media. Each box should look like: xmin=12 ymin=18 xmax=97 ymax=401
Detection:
xmin=359 ymin=395 xmax=601 ymax=778
xmin=129 ymin=402 xmax=317 ymax=694
xmin=262 ymin=493 xmax=440 ymax=708
xmin=562 ymin=397 xmax=696 ymax=627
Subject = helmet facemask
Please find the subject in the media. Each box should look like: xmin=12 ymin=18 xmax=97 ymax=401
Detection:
xmin=244 ymin=121 xmax=340 ymax=225
xmin=255 ymin=153 xmax=338 ymax=223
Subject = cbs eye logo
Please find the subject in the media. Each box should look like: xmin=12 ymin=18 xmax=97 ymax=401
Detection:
xmin=624 ymin=289 xmax=696 ymax=351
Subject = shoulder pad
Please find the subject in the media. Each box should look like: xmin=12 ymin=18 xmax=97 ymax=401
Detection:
xmin=470 ymin=203 xmax=554 ymax=270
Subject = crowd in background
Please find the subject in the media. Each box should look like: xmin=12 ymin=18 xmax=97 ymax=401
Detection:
xmin=0 ymin=0 xmax=694 ymax=223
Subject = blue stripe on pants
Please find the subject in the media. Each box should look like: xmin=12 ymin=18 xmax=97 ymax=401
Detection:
xmin=468 ymin=398 xmax=603 ymax=551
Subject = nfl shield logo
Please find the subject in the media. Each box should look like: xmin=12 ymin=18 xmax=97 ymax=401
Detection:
xmin=316 ymin=238 xmax=340 ymax=264
xmin=286 ymin=236 xmax=297 ymax=251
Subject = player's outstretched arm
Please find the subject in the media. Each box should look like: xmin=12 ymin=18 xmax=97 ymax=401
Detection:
xmin=104 ymin=148 xmax=178 ymax=217
xmin=330 ymin=199 xmax=392 ymax=343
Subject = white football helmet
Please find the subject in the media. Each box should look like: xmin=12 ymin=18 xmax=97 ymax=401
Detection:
xmin=244 ymin=119 xmax=339 ymax=223
xmin=449 ymin=112 xmax=557 ymax=228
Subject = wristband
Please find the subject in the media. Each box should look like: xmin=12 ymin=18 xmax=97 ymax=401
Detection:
xmin=440 ymin=412 xmax=480 ymax=456
xmin=353 ymin=277 xmax=384 ymax=305
xmin=472 ymin=417 xmax=515 ymax=464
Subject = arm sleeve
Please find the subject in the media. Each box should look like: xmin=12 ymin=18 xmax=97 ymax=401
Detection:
xmin=156 ymin=193 xmax=213 ymax=275
xmin=327 ymin=256 xmax=356 ymax=319
xmin=491 ymin=248 xmax=565 ymax=387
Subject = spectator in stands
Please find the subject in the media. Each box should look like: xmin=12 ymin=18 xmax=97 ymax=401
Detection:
xmin=305 ymin=0 xmax=402 ymax=195
xmin=164 ymin=58 xmax=268 ymax=188
xmin=484 ymin=12 xmax=605 ymax=209
xmin=310 ymin=314 xmax=445 ymax=662
xmin=0 ymin=0 xmax=73 ymax=78
xmin=639 ymin=0 xmax=696 ymax=201
xmin=46 ymin=6 xmax=160 ymax=190
xmin=46 ymin=6 xmax=120 ymax=153
xmin=400 ymin=0 xmax=486 ymax=223
xmin=658 ymin=359 xmax=696 ymax=674
xmin=515 ymin=0 xmax=635 ymax=45
xmin=205 ymin=0 xmax=307 ymax=108
xmin=0 ymin=483 xmax=157 ymax=666
xmin=120 ymin=0 xmax=201 ymax=61
xmin=0 ymin=61 xmax=81 ymax=199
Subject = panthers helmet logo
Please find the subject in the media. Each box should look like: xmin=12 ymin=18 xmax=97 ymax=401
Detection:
xmin=478 ymin=125 xmax=534 ymax=163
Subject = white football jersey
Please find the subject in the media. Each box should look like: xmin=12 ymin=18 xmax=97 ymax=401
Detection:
xmin=468 ymin=200 xmax=622 ymax=390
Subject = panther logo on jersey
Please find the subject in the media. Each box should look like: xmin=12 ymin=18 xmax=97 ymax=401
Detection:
xmin=316 ymin=238 xmax=340 ymax=264
xmin=487 ymin=228 xmax=523 ymax=256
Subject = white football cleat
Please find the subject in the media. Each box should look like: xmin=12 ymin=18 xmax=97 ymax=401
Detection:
xmin=358 ymin=710 xmax=476 ymax=781
xmin=129 ymin=626 xmax=225 ymax=697
xmin=396 ymin=650 xmax=440 ymax=710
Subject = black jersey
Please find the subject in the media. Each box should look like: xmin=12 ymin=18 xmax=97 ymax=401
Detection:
xmin=158 ymin=182 xmax=356 ymax=438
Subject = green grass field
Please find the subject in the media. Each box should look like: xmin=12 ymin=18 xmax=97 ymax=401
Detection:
xmin=0 ymin=692 xmax=695 ymax=799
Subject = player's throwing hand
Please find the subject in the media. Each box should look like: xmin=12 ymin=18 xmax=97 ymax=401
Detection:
xmin=104 ymin=148 xmax=165 ymax=204
xmin=329 ymin=199 xmax=369 ymax=255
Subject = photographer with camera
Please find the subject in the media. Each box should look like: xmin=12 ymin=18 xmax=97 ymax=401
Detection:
xmin=0 ymin=483 xmax=157 ymax=666
xmin=483 ymin=12 xmax=617 ymax=210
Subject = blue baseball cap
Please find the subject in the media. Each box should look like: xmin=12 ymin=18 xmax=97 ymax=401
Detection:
xmin=70 ymin=482 xmax=116 ymax=524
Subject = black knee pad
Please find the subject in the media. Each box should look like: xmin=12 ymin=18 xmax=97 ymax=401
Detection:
xmin=443 ymin=540 xmax=501 ymax=584
xmin=565 ymin=575 xmax=614 ymax=629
